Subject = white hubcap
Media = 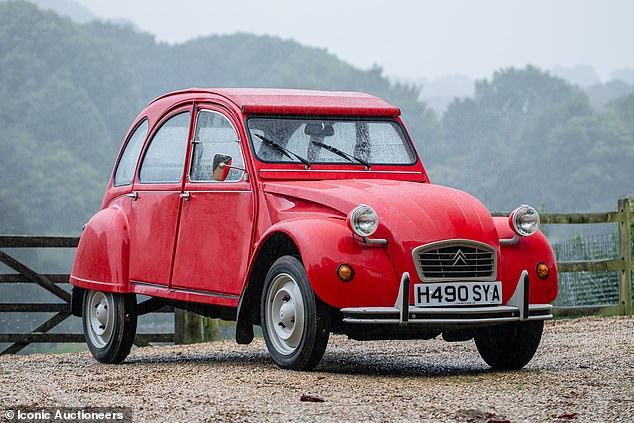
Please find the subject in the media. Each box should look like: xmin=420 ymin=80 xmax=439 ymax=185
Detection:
xmin=265 ymin=273 xmax=305 ymax=355
xmin=84 ymin=290 xmax=115 ymax=349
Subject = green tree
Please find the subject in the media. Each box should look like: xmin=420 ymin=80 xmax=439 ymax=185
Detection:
xmin=435 ymin=66 xmax=633 ymax=211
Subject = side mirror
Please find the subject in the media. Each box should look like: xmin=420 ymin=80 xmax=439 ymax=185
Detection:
xmin=212 ymin=153 xmax=232 ymax=182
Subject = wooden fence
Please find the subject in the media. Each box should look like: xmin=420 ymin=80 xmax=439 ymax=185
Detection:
xmin=493 ymin=197 xmax=633 ymax=316
xmin=0 ymin=236 xmax=173 ymax=354
xmin=0 ymin=197 xmax=631 ymax=354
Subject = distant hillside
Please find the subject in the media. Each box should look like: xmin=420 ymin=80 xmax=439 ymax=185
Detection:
xmin=0 ymin=1 xmax=436 ymax=233
xmin=2 ymin=0 xmax=96 ymax=22
xmin=611 ymin=68 xmax=634 ymax=85
xmin=0 ymin=1 xmax=141 ymax=233
xmin=436 ymin=66 xmax=634 ymax=212
xmin=0 ymin=1 xmax=632 ymax=235
xmin=551 ymin=64 xmax=601 ymax=88
xmin=585 ymin=80 xmax=634 ymax=111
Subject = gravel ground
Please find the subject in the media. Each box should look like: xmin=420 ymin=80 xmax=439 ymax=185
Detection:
xmin=1 ymin=317 xmax=632 ymax=422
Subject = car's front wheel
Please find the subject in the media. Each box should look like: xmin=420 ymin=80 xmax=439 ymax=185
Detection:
xmin=82 ymin=290 xmax=137 ymax=363
xmin=260 ymin=256 xmax=330 ymax=370
xmin=474 ymin=320 xmax=544 ymax=370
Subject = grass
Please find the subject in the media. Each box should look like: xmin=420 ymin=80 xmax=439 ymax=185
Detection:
xmin=50 ymin=343 xmax=88 ymax=354
xmin=28 ymin=343 xmax=88 ymax=355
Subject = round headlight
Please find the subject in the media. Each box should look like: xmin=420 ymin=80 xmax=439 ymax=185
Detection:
xmin=347 ymin=204 xmax=379 ymax=237
xmin=509 ymin=204 xmax=540 ymax=237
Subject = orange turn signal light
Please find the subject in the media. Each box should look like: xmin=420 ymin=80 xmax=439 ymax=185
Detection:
xmin=337 ymin=264 xmax=354 ymax=282
xmin=536 ymin=262 xmax=549 ymax=280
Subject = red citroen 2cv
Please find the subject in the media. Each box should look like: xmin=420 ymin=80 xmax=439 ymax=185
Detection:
xmin=70 ymin=89 xmax=558 ymax=370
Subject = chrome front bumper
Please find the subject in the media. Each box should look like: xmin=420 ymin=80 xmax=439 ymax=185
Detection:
xmin=341 ymin=270 xmax=553 ymax=325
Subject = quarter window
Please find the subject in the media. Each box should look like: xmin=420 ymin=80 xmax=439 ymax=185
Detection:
xmin=113 ymin=119 xmax=148 ymax=186
xmin=139 ymin=112 xmax=191 ymax=183
xmin=190 ymin=110 xmax=244 ymax=182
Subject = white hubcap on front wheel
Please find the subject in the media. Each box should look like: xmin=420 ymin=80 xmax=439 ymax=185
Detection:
xmin=265 ymin=273 xmax=305 ymax=355
xmin=84 ymin=290 xmax=115 ymax=349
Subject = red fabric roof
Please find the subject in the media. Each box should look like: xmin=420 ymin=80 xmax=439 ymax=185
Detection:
xmin=152 ymin=88 xmax=401 ymax=117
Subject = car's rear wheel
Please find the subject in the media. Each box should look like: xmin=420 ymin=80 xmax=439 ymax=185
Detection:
xmin=82 ymin=290 xmax=137 ymax=363
xmin=475 ymin=320 xmax=544 ymax=370
xmin=261 ymin=256 xmax=330 ymax=370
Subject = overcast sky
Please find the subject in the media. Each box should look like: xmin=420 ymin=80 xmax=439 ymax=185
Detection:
xmin=75 ymin=0 xmax=634 ymax=81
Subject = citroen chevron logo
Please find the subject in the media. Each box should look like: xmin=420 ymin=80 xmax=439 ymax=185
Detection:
xmin=452 ymin=249 xmax=468 ymax=266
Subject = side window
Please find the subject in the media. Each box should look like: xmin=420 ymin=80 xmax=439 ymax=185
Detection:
xmin=139 ymin=112 xmax=191 ymax=183
xmin=113 ymin=119 xmax=148 ymax=186
xmin=190 ymin=110 xmax=244 ymax=182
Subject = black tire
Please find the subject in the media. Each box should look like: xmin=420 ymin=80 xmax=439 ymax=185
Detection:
xmin=82 ymin=290 xmax=137 ymax=364
xmin=260 ymin=256 xmax=330 ymax=370
xmin=475 ymin=320 xmax=544 ymax=370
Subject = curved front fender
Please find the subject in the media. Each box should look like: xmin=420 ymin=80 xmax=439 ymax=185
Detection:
xmin=494 ymin=217 xmax=559 ymax=304
xmin=70 ymin=198 xmax=131 ymax=293
xmin=258 ymin=218 xmax=401 ymax=308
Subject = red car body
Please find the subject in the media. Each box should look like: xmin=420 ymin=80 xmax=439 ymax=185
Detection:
xmin=70 ymin=88 xmax=558 ymax=369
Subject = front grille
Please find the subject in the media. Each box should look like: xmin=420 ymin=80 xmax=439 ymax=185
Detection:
xmin=413 ymin=241 xmax=496 ymax=281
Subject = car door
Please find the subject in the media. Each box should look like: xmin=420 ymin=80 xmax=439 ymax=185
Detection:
xmin=128 ymin=107 xmax=193 ymax=287
xmin=171 ymin=106 xmax=254 ymax=301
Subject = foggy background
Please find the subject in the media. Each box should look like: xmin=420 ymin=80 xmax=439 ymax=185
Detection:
xmin=0 ymin=0 xmax=632 ymax=352
xmin=67 ymin=0 xmax=634 ymax=109
xmin=74 ymin=0 xmax=634 ymax=79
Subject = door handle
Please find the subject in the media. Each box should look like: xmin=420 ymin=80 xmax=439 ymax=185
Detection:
xmin=124 ymin=192 xmax=138 ymax=201
xmin=179 ymin=192 xmax=190 ymax=201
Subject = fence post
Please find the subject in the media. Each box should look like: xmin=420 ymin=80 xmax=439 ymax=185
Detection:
xmin=202 ymin=317 xmax=219 ymax=342
xmin=174 ymin=309 xmax=203 ymax=344
xmin=617 ymin=197 xmax=632 ymax=315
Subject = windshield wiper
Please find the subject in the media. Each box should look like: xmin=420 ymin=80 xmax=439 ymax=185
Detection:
xmin=254 ymin=133 xmax=311 ymax=168
xmin=312 ymin=141 xmax=371 ymax=170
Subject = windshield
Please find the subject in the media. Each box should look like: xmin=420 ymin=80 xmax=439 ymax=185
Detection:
xmin=247 ymin=118 xmax=416 ymax=166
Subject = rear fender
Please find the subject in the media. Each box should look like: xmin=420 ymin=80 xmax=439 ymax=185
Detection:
xmin=494 ymin=217 xmax=558 ymax=304
xmin=70 ymin=198 xmax=131 ymax=293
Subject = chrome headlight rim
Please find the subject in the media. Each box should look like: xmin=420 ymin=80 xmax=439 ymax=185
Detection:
xmin=347 ymin=204 xmax=379 ymax=238
xmin=509 ymin=204 xmax=540 ymax=237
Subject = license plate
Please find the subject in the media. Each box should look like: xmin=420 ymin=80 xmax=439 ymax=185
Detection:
xmin=413 ymin=282 xmax=502 ymax=307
